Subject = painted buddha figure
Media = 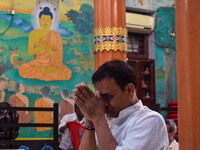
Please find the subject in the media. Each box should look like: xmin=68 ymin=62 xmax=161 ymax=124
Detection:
xmin=19 ymin=7 xmax=72 ymax=81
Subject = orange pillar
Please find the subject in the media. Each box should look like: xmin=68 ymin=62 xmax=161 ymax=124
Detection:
xmin=93 ymin=0 xmax=127 ymax=70
xmin=176 ymin=0 xmax=200 ymax=149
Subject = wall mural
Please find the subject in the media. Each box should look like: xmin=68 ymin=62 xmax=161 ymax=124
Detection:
xmin=126 ymin=0 xmax=175 ymax=11
xmin=155 ymin=7 xmax=177 ymax=107
xmin=19 ymin=6 xmax=72 ymax=81
xmin=0 ymin=0 xmax=94 ymax=138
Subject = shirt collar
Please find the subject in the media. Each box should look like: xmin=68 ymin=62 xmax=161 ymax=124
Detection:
xmin=107 ymin=100 xmax=143 ymax=125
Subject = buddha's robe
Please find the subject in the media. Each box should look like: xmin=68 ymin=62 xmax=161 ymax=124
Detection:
xmin=19 ymin=30 xmax=72 ymax=81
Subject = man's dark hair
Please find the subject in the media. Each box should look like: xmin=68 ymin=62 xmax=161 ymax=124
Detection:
xmin=92 ymin=60 xmax=137 ymax=90
xmin=74 ymin=103 xmax=78 ymax=110
xmin=61 ymin=89 xmax=69 ymax=98
xmin=165 ymin=119 xmax=177 ymax=133
xmin=40 ymin=86 xmax=51 ymax=97
xmin=0 ymin=77 xmax=6 ymax=83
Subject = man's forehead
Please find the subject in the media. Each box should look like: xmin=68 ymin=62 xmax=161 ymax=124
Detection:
xmin=95 ymin=78 xmax=120 ymax=95
xmin=95 ymin=88 xmax=110 ymax=95
xmin=95 ymin=78 xmax=116 ymax=88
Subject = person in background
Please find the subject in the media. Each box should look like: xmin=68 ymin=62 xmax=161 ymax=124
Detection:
xmin=9 ymin=83 xmax=33 ymax=123
xmin=166 ymin=119 xmax=179 ymax=150
xmin=59 ymin=89 xmax=74 ymax=121
xmin=73 ymin=60 xmax=169 ymax=150
xmin=34 ymin=86 xmax=54 ymax=132
xmin=0 ymin=78 xmax=7 ymax=103
xmin=59 ymin=104 xmax=85 ymax=150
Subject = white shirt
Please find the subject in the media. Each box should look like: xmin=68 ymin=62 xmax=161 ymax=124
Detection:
xmin=59 ymin=112 xmax=85 ymax=150
xmin=169 ymin=139 xmax=179 ymax=150
xmin=106 ymin=100 xmax=169 ymax=150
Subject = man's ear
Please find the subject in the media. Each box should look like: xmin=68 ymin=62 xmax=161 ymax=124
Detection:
xmin=125 ymin=83 xmax=135 ymax=99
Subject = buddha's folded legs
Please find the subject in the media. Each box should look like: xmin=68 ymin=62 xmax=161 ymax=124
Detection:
xmin=19 ymin=61 xmax=72 ymax=81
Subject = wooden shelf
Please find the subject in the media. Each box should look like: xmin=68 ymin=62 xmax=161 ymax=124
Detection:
xmin=128 ymin=60 xmax=155 ymax=107
xmin=127 ymin=32 xmax=155 ymax=107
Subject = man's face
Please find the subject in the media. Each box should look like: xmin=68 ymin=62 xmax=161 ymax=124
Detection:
xmin=0 ymin=81 xmax=7 ymax=90
xmin=166 ymin=124 xmax=175 ymax=140
xmin=95 ymin=78 xmax=132 ymax=118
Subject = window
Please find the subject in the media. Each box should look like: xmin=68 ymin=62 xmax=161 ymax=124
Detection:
xmin=127 ymin=32 xmax=148 ymax=60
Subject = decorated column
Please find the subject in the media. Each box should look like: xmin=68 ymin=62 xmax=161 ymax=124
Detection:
xmin=93 ymin=0 xmax=127 ymax=70
xmin=176 ymin=0 xmax=200 ymax=149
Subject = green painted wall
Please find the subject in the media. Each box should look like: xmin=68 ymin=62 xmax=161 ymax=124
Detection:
xmin=155 ymin=7 xmax=177 ymax=107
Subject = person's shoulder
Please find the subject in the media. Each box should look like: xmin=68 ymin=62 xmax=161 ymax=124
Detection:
xmin=35 ymin=97 xmax=43 ymax=101
xmin=8 ymin=94 xmax=15 ymax=104
xmin=169 ymin=140 xmax=179 ymax=150
xmin=175 ymin=139 xmax=179 ymax=145
xmin=35 ymin=98 xmax=44 ymax=104
xmin=50 ymin=30 xmax=61 ymax=36
xmin=133 ymin=107 xmax=165 ymax=124
xmin=21 ymin=94 xmax=29 ymax=100
xmin=148 ymin=109 xmax=165 ymax=122
xmin=60 ymin=99 xmax=69 ymax=104
xmin=62 ymin=112 xmax=76 ymax=119
xmin=142 ymin=106 xmax=163 ymax=117
xmin=60 ymin=112 xmax=77 ymax=123
xmin=170 ymin=139 xmax=179 ymax=147
xmin=9 ymin=94 xmax=15 ymax=98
